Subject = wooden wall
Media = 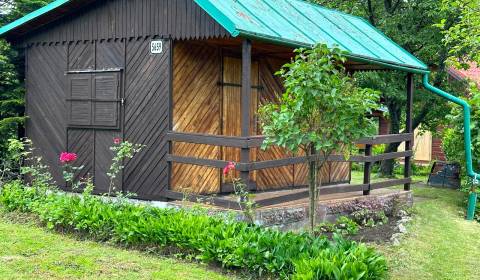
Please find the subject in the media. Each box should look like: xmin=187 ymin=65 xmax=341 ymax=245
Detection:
xmin=26 ymin=45 xmax=68 ymax=185
xmin=171 ymin=43 xmax=351 ymax=194
xmin=123 ymin=39 xmax=171 ymax=199
xmin=172 ymin=41 xmax=222 ymax=194
xmin=26 ymin=37 xmax=171 ymax=198
xmin=24 ymin=0 xmax=230 ymax=44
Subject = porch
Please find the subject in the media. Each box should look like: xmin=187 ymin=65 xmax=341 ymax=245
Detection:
xmin=161 ymin=37 xmax=415 ymax=209
xmin=163 ymin=131 xmax=415 ymax=210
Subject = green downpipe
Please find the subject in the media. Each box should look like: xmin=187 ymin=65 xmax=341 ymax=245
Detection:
xmin=422 ymin=74 xmax=478 ymax=220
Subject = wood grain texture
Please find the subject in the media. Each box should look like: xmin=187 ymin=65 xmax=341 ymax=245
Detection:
xmin=257 ymin=57 xmax=294 ymax=189
xmin=26 ymin=45 xmax=68 ymax=186
xmin=222 ymin=56 xmax=258 ymax=182
xmin=24 ymin=0 xmax=230 ymax=44
xmin=123 ymin=39 xmax=170 ymax=198
xmin=172 ymin=42 xmax=221 ymax=194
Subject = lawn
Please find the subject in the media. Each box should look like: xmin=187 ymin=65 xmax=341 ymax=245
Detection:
xmin=376 ymin=185 xmax=480 ymax=280
xmin=350 ymin=170 xmax=427 ymax=184
xmin=0 ymin=213 xmax=233 ymax=280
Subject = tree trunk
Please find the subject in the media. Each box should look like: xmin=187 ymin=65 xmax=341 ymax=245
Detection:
xmin=307 ymin=146 xmax=318 ymax=232
xmin=380 ymin=101 xmax=401 ymax=177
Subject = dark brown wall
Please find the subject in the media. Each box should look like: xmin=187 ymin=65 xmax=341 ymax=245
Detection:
xmin=23 ymin=0 xmax=229 ymax=198
xmin=122 ymin=39 xmax=171 ymax=199
xmin=27 ymin=37 xmax=170 ymax=198
xmin=24 ymin=0 xmax=230 ymax=44
xmin=26 ymin=45 xmax=68 ymax=184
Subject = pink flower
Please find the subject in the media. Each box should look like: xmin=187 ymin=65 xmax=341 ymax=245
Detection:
xmin=113 ymin=138 xmax=121 ymax=144
xmin=223 ymin=161 xmax=236 ymax=176
xmin=59 ymin=152 xmax=77 ymax=164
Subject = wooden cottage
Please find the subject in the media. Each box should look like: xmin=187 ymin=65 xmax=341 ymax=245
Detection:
xmin=0 ymin=0 xmax=428 ymax=206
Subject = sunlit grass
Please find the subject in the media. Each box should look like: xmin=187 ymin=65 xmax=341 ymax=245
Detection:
xmin=376 ymin=185 xmax=480 ymax=280
xmin=0 ymin=213 xmax=233 ymax=280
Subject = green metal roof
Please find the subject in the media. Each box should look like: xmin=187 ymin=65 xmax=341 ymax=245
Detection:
xmin=194 ymin=0 xmax=429 ymax=73
xmin=0 ymin=0 xmax=429 ymax=73
xmin=0 ymin=0 xmax=70 ymax=36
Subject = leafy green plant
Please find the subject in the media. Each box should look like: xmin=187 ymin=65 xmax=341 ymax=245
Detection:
xmin=259 ymin=44 xmax=380 ymax=231
xmin=107 ymin=138 xmax=143 ymax=196
xmin=0 ymin=181 xmax=387 ymax=279
xmin=0 ymin=138 xmax=25 ymax=182
xmin=352 ymin=209 xmax=389 ymax=227
xmin=223 ymin=161 xmax=257 ymax=224
xmin=315 ymin=216 xmax=359 ymax=236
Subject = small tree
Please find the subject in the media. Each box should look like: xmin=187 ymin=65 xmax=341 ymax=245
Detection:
xmin=259 ymin=44 xmax=380 ymax=231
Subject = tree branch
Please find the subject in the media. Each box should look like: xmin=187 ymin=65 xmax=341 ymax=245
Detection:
xmin=367 ymin=0 xmax=376 ymax=26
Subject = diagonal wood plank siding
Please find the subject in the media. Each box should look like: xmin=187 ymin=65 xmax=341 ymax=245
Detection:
xmin=123 ymin=38 xmax=171 ymax=198
xmin=26 ymin=45 xmax=67 ymax=185
xmin=172 ymin=42 xmax=221 ymax=194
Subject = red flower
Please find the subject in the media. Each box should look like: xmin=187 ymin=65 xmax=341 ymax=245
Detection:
xmin=223 ymin=161 xmax=236 ymax=176
xmin=113 ymin=138 xmax=121 ymax=144
xmin=59 ymin=152 xmax=77 ymax=164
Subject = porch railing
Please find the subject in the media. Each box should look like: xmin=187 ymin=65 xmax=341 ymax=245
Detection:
xmin=163 ymin=131 xmax=413 ymax=209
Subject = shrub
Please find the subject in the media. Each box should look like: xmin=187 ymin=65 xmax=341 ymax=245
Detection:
xmin=315 ymin=216 xmax=359 ymax=236
xmin=352 ymin=209 xmax=389 ymax=227
xmin=0 ymin=181 xmax=387 ymax=279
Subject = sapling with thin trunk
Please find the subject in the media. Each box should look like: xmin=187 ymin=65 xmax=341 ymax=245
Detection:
xmin=259 ymin=44 xmax=380 ymax=232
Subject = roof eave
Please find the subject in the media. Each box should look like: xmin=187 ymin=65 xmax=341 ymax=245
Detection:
xmin=0 ymin=0 xmax=71 ymax=37
xmin=237 ymin=30 xmax=429 ymax=74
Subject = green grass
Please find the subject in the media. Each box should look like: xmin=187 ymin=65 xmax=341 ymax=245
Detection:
xmin=0 ymin=213 xmax=233 ymax=280
xmin=350 ymin=170 xmax=427 ymax=185
xmin=376 ymin=185 xmax=480 ymax=280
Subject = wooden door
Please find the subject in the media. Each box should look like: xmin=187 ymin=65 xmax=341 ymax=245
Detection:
xmin=222 ymin=57 xmax=258 ymax=183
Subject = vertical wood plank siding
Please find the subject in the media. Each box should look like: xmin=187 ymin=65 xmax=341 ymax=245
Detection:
xmin=24 ymin=0 xmax=230 ymax=45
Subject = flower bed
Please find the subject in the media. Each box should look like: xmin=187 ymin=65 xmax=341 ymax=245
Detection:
xmin=0 ymin=181 xmax=387 ymax=279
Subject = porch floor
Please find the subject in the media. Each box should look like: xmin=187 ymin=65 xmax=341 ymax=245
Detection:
xmin=217 ymin=187 xmax=405 ymax=210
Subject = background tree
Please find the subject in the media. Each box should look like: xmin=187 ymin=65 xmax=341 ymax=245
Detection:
xmin=259 ymin=44 xmax=380 ymax=231
xmin=312 ymin=0 xmax=468 ymax=176
xmin=0 ymin=0 xmax=51 ymax=157
xmin=437 ymin=0 xmax=480 ymax=68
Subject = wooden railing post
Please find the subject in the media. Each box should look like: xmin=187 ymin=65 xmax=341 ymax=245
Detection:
xmin=241 ymin=39 xmax=253 ymax=190
xmin=404 ymin=73 xmax=414 ymax=191
xmin=363 ymin=144 xmax=372 ymax=195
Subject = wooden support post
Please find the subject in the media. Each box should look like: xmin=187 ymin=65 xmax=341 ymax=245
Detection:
xmin=241 ymin=39 xmax=253 ymax=189
xmin=363 ymin=144 xmax=372 ymax=195
xmin=404 ymin=73 xmax=414 ymax=191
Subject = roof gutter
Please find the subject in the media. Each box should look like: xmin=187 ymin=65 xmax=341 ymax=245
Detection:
xmin=422 ymin=73 xmax=479 ymax=220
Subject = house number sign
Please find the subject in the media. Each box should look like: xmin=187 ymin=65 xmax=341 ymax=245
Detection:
xmin=150 ymin=40 xmax=163 ymax=54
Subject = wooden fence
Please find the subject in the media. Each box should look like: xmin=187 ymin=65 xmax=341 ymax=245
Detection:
xmin=163 ymin=131 xmax=413 ymax=209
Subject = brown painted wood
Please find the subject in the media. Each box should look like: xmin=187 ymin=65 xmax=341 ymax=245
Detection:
xmin=363 ymin=144 xmax=372 ymax=195
xmin=356 ymin=133 xmax=414 ymax=145
xmin=26 ymin=44 xmax=68 ymax=186
xmin=166 ymin=131 xmax=249 ymax=148
xmin=404 ymin=74 xmax=414 ymax=191
xmin=221 ymin=54 xmax=258 ymax=185
xmin=123 ymin=38 xmax=170 ymax=199
xmin=19 ymin=0 xmax=230 ymax=44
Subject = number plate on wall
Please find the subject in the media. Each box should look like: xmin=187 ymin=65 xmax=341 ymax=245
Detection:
xmin=150 ymin=40 xmax=163 ymax=54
